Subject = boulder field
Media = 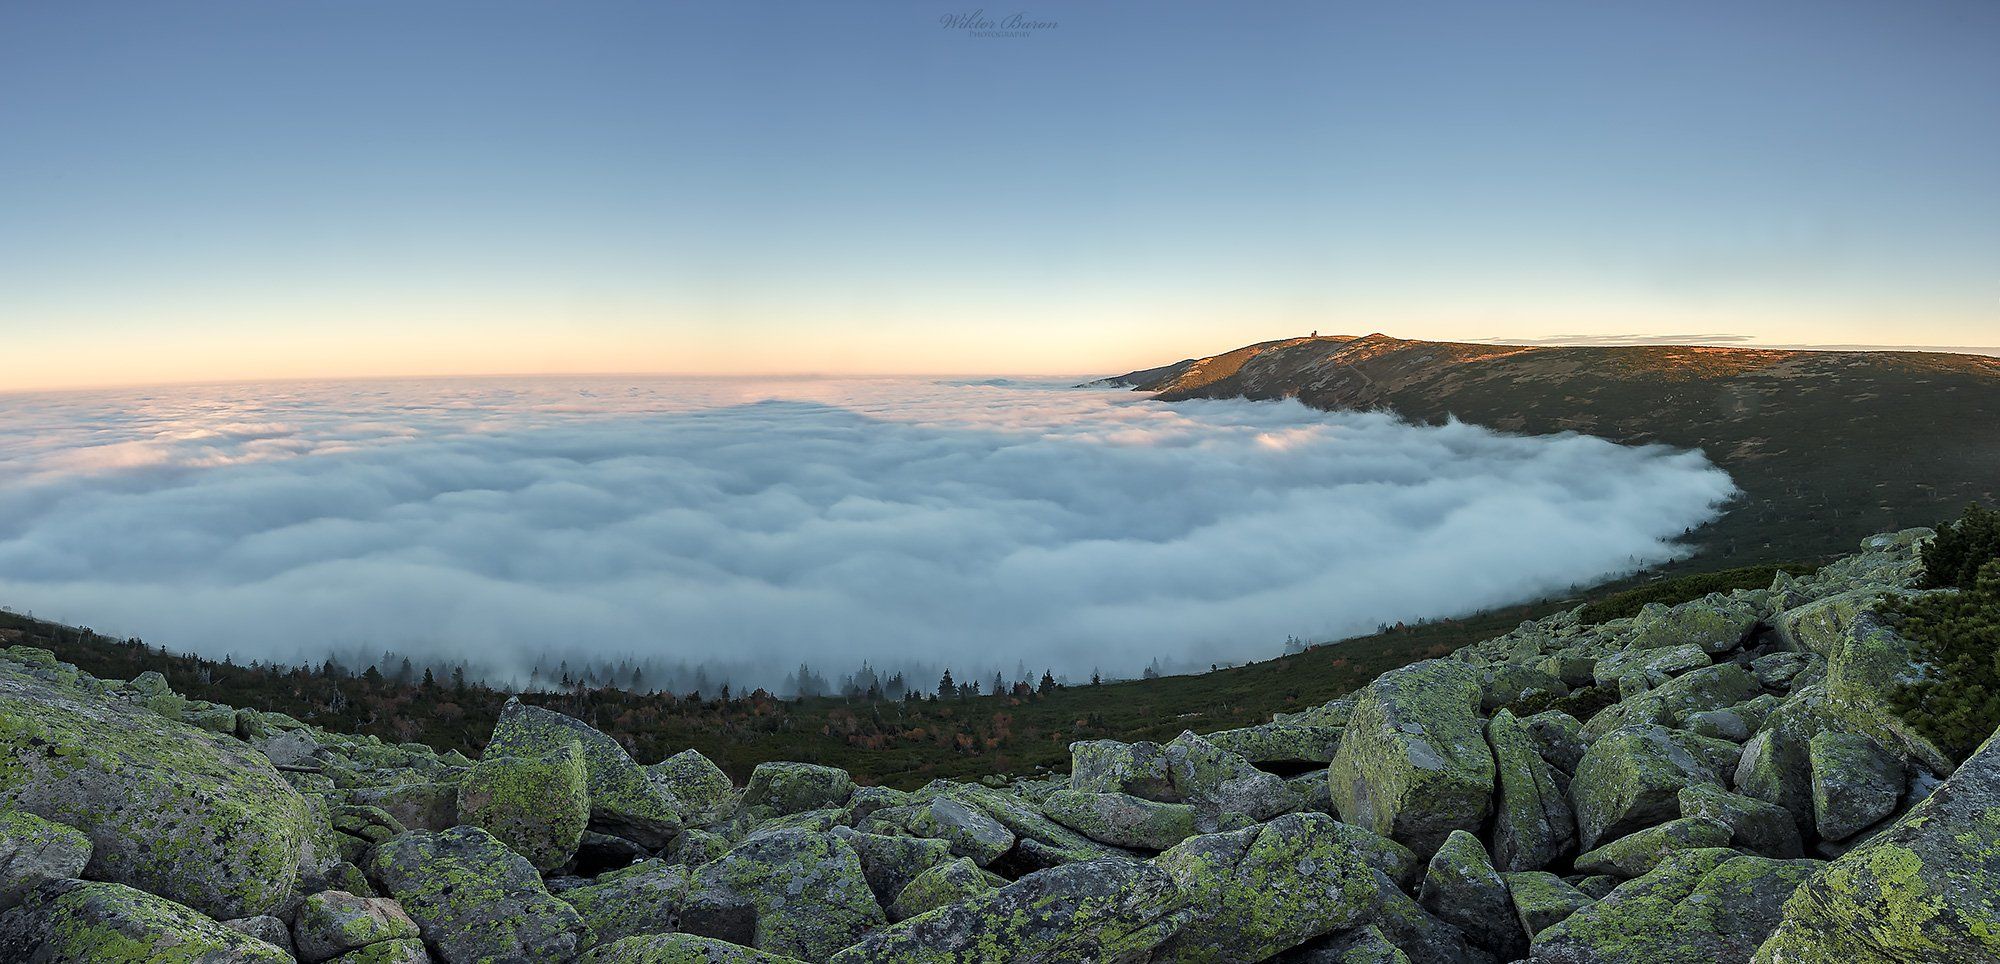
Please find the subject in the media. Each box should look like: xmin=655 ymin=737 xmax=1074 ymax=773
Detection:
xmin=1 ymin=527 xmax=1995 ymax=962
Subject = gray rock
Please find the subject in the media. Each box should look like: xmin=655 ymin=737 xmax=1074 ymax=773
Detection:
xmin=651 ymin=748 xmax=738 ymax=827
xmin=0 ymin=810 xmax=90 ymax=910
xmin=1417 ymin=830 xmax=1524 ymax=959
xmin=740 ymin=762 xmax=855 ymax=822
xmin=1163 ymin=730 xmax=1300 ymax=825
xmin=365 ymin=826 xmax=588 ymax=964
xmin=559 ymin=859 xmax=692 ymax=945
xmin=682 ymin=828 xmax=883 ymax=961
xmin=1487 ymin=709 xmax=1576 ymax=872
xmin=0 ymin=878 xmax=293 ymax=962
xmin=1572 ymin=816 xmax=1734 ymax=879
xmin=829 ymin=859 xmax=1186 ymax=964
xmin=578 ymin=933 xmax=805 ymax=963
xmin=223 ymin=915 xmax=295 ymax=954
xmin=886 ymin=855 xmax=999 ymax=922
xmin=1069 ymin=739 xmax=1176 ymax=801
xmin=1501 ymin=871 xmax=1591 ymax=938
xmin=456 ymin=743 xmax=590 ymax=872
xmin=1329 ymin=659 xmax=1496 ymax=855
xmin=1593 ymin=643 xmax=1710 ymax=689
xmin=828 ymin=825 xmax=954 ymax=906
xmin=1532 ymin=849 xmax=1820 ymax=964
xmin=485 ymin=699 xmax=683 ymax=848
xmin=1570 ymin=725 xmax=1729 ymax=851
xmin=1808 ymin=731 xmax=1905 ymax=843
xmin=292 ymin=890 xmax=420 ymax=963
xmin=0 ymin=662 xmax=313 ymax=920
xmin=1154 ymin=812 xmax=1392 ymax=963
xmin=1040 ymin=788 xmax=1203 ymax=850
xmin=1678 ymin=783 xmax=1803 ymax=858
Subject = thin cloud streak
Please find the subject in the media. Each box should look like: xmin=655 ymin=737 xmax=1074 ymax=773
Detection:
xmin=0 ymin=377 xmax=1737 ymax=687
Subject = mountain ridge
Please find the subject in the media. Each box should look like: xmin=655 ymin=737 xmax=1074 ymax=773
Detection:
xmin=1099 ymin=333 xmax=2000 ymax=564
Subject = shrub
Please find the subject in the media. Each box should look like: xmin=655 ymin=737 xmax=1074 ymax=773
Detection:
xmin=1920 ymin=503 xmax=2000 ymax=591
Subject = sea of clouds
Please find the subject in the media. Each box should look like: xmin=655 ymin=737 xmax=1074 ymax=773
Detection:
xmin=0 ymin=376 xmax=1737 ymax=690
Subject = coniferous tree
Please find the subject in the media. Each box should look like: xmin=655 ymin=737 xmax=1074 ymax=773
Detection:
xmin=937 ymin=669 xmax=955 ymax=699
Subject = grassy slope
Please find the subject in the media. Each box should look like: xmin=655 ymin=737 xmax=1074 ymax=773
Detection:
xmin=0 ymin=561 xmax=1812 ymax=789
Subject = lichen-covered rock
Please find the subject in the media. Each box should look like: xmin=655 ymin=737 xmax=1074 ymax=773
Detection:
xmin=560 ymin=859 xmax=690 ymax=945
xmin=1479 ymin=664 xmax=1569 ymax=715
xmin=666 ymin=827 xmax=729 ymax=868
xmin=1627 ymin=595 xmax=1761 ymax=654
xmin=1677 ymin=783 xmax=1802 ymax=858
xmin=829 ymin=858 xmax=1186 ymax=964
xmin=327 ymin=938 xmax=430 ymax=963
xmin=224 ymin=914 xmax=294 ymax=954
xmin=1807 ymin=731 xmax=1904 ymax=843
xmin=1750 ymin=652 xmax=1813 ymax=690
xmin=1593 ymin=644 xmax=1709 ymax=689
xmin=1040 ymin=788 xmax=1201 ymax=850
xmin=652 ymin=749 xmax=738 ymax=827
xmin=0 ymin=662 xmax=312 ymax=919
xmin=740 ymin=763 xmax=855 ymax=823
xmin=1069 ymin=739 xmax=1176 ymax=801
xmin=1751 ymin=721 xmax=2000 ymax=963
xmin=1521 ymin=710 xmax=1586 ymax=774
xmin=1416 ymin=830 xmax=1523 ymax=960
xmin=1162 ymin=731 xmax=1299 ymax=825
xmin=1329 ymin=660 xmax=1495 ymax=854
xmin=0 ymin=878 xmax=293 ymax=962
xmin=1487 ymin=709 xmax=1576 ymax=872
xmin=1153 ymin=812 xmax=1389 ymax=964
xmin=1281 ymin=925 xmax=1411 ymax=963
xmin=347 ymin=782 xmax=459 ymax=833
xmin=886 ymin=856 xmax=998 ymax=922
xmin=365 ymin=826 xmax=588 ymax=964
xmin=1204 ymin=719 xmax=1342 ymax=765
xmin=898 ymin=797 xmax=1014 ymax=865
xmin=1582 ymin=663 xmax=1759 ymax=742
xmin=682 ymin=828 xmax=883 ymax=961
xmin=1570 ymin=725 xmax=1728 ymax=851
xmin=0 ymin=809 xmax=90 ymax=910
xmin=920 ymin=782 xmax=1119 ymax=869
xmin=578 ymin=932 xmax=807 ymax=963
xmin=485 ymin=699 xmax=682 ymax=848
xmin=1362 ymin=872 xmax=1497 ymax=964
xmin=292 ymin=890 xmax=420 ymax=963
xmin=828 ymin=826 xmax=954 ymax=907
xmin=1572 ymin=816 xmax=1733 ymax=879
xmin=1502 ymin=871 xmax=1591 ymax=938
xmin=456 ymin=742 xmax=589 ymax=872
xmin=1533 ymin=849 xmax=1819 ymax=963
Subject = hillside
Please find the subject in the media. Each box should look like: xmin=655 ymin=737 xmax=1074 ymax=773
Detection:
xmin=1099 ymin=334 xmax=2000 ymax=565
xmin=2 ymin=526 xmax=1993 ymax=963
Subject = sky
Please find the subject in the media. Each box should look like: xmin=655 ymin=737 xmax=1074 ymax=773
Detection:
xmin=2 ymin=0 xmax=1996 ymax=391
xmin=0 ymin=377 xmax=1733 ymax=686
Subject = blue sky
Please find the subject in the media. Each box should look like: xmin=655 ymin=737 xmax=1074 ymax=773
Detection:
xmin=3 ymin=0 xmax=1996 ymax=388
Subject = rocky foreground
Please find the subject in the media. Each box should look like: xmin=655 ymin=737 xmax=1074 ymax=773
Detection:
xmin=2 ymin=529 xmax=1995 ymax=962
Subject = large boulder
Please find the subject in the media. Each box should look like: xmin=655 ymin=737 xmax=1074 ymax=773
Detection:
xmin=651 ymin=749 xmax=738 ymax=827
xmin=559 ymin=860 xmax=691 ymax=945
xmin=682 ymin=828 xmax=883 ymax=961
xmin=1205 ymin=719 xmax=1343 ymax=765
xmin=485 ymin=699 xmax=682 ymax=847
xmin=1162 ymin=731 xmax=1299 ymax=824
xmin=1502 ymin=871 xmax=1592 ymax=939
xmin=579 ymin=933 xmax=809 ymax=963
xmin=291 ymin=890 xmax=420 ymax=963
xmin=828 ymin=826 xmax=954 ymax=907
xmin=1487 ymin=709 xmax=1576 ymax=872
xmin=886 ymin=856 xmax=1000 ymax=922
xmin=0 ymin=810 xmax=90 ymax=910
xmin=0 ymin=661 xmax=312 ymax=919
xmin=1417 ymin=830 xmax=1524 ymax=960
xmin=1581 ymin=664 xmax=1760 ymax=742
xmin=365 ymin=826 xmax=589 ymax=964
xmin=899 ymin=797 xmax=1015 ymax=865
xmin=1626 ymin=595 xmax=1761 ymax=654
xmin=741 ymin=763 xmax=855 ymax=823
xmin=1532 ymin=849 xmax=1821 ymax=964
xmin=1069 ymin=740 xmax=1176 ymax=800
xmin=1570 ymin=725 xmax=1730 ymax=851
xmin=1040 ymin=788 xmax=1202 ymax=850
xmin=1678 ymin=784 xmax=1803 ymax=859
xmin=1153 ymin=812 xmax=1389 ymax=963
xmin=828 ymin=859 xmax=1186 ymax=964
xmin=1572 ymin=816 xmax=1734 ymax=879
xmin=1807 ymin=731 xmax=1905 ymax=843
xmin=1752 ymin=722 xmax=2000 ymax=962
xmin=456 ymin=742 xmax=590 ymax=871
xmin=1329 ymin=660 xmax=1496 ymax=854
xmin=921 ymin=782 xmax=1120 ymax=869
xmin=0 ymin=878 xmax=292 ymax=962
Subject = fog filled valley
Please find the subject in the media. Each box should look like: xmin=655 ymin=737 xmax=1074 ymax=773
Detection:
xmin=0 ymin=375 xmax=1738 ymax=694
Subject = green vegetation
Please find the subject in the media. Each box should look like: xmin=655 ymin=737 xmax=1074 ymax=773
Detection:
xmin=1888 ymin=505 xmax=2000 ymax=761
xmin=1919 ymin=503 xmax=2000 ymax=591
xmin=0 ymin=560 xmax=1820 ymax=789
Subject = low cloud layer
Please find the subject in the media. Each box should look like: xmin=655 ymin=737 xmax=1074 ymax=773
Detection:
xmin=0 ymin=377 xmax=1735 ymax=688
